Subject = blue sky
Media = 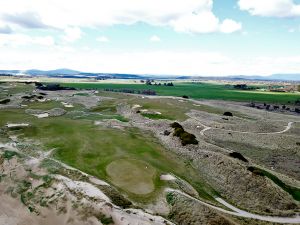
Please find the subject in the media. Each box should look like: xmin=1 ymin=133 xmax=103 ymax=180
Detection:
xmin=0 ymin=0 xmax=300 ymax=76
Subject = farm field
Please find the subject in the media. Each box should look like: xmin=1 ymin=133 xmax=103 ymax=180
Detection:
xmin=61 ymin=82 xmax=300 ymax=104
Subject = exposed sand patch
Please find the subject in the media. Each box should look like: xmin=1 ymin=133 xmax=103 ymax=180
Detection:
xmin=61 ymin=102 xmax=74 ymax=108
xmin=160 ymin=174 xmax=176 ymax=181
xmin=33 ymin=113 xmax=49 ymax=118
xmin=106 ymin=159 xmax=156 ymax=195
xmin=89 ymin=177 xmax=110 ymax=186
xmin=6 ymin=123 xmax=29 ymax=128
xmin=132 ymin=104 xmax=141 ymax=109
xmin=55 ymin=175 xmax=111 ymax=202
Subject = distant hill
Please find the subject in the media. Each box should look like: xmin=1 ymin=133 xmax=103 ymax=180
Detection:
xmin=25 ymin=68 xmax=81 ymax=76
xmin=0 ymin=69 xmax=299 ymax=81
xmin=268 ymin=74 xmax=300 ymax=81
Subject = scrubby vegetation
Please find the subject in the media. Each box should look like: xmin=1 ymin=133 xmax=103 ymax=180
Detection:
xmin=3 ymin=150 xmax=21 ymax=160
xmin=229 ymin=152 xmax=248 ymax=162
xmin=248 ymin=167 xmax=300 ymax=201
xmin=223 ymin=112 xmax=233 ymax=117
xmin=0 ymin=98 xmax=10 ymax=104
xmin=171 ymin=122 xmax=198 ymax=146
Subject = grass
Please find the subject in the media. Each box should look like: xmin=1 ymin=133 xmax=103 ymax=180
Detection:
xmin=248 ymin=167 xmax=300 ymax=201
xmin=61 ymin=82 xmax=300 ymax=104
xmin=106 ymin=159 xmax=156 ymax=195
xmin=127 ymin=96 xmax=228 ymax=121
xmin=0 ymin=109 xmax=217 ymax=202
xmin=141 ymin=113 xmax=172 ymax=120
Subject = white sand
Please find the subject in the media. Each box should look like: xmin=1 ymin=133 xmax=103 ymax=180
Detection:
xmin=89 ymin=177 xmax=110 ymax=186
xmin=55 ymin=175 xmax=111 ymax=202
xmin=6 ymin=123 xmax=29 ymax=128
xmin=132 ymin=104 xmax=141 ymax=109
xmin=61 ymin=102 xmax=74 ymax=108
xmin=160 ymin=174 xmax=176 ymax=181
xmin=33 ymin=113 xmax=49 ymax=118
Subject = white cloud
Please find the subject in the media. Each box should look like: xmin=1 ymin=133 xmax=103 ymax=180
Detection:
xmin=0 ymin=0 xmax=241 ymax=34
xmin=288 ymin=28 xmax=295 ymax=33
xmin=150 ymin=35 xmax=161 ymax=42
xmin=238 ymin=0 xmax=300 ymax=17
xmin=220 ymin=19 xmax=242 ymax=33
xmin=0 ymin=47 xmax=299 ymax=76
xmin=0 ymin=33 xmax=54 ymax=47
xmin=62 ymin=27 xmax=82 ymax=42
xmin=97 ymin=36 xmax=110 ymax=42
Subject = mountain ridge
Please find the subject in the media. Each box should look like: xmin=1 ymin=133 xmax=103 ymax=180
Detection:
xmin=0 ymin=69 xmax=299 ymax=81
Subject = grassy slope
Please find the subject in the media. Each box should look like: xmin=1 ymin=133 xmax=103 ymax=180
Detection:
xmin=61 ymin=82 xmax=300 ymax=104
xmin=0 ymin=109 xmax=216 ymax=202
xmin=249 ymin=167 xmax=300 ymax=201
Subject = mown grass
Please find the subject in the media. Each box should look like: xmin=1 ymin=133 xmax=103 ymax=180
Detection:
xmin=127 ymin=96 xmax=228 ymax=121
xmin=61 ymin=82 xmax=300 ymax=104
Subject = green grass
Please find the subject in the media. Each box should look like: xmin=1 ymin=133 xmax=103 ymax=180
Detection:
xmin=141 ymin=113 xmax=172 ymax=120
xmin=0 ymin=109 xmax=216 ymax=202
xmin=61 ymin=82 xmax=300 ymax=104
xmin=127 ymin=96 xmax=227 ymax=121
xmin=248 ymin=167 xmax=300 ymax=201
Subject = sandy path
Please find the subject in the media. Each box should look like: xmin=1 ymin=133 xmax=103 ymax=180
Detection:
xmin=196 ymin=120 xmax=295 ymax=136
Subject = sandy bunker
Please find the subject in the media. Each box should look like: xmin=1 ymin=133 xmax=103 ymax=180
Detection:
xmin=106 ymin=159 xmax=156 ymax=195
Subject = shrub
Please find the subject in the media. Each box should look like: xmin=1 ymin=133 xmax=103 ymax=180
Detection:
xmin=173 ymin=127 xmax=185 ymax=137
xmin=171 ymin=123 xmax=198 ymax=146
xmin=170 ymin=122 xmax=183 ymax=129
xmin=166 ymin=192 xmax=176 ymax=205
xmin=163 ymin=130 xmax=171 ymax=136
xmin=247 ymin=167 xmax=265 ymax=176
xmin=223 ymin=112 xmax=233 ymax=117
xmin=180 ymin=132 xmax=198 ymax=146
xmin=0 ymin=99 xmax=10 ymax=104
xmin=3 ymin=150 xmax=20 ymax=160
xmin=229 ymin=152 xmax=248 ymax=162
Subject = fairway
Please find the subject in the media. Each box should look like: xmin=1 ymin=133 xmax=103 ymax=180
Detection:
xmin=0 ymin=108 xmax=216 ymax=201
xmin=61 ymin=82 xmax=300 ymax=104
xmin=106 ymin=159 xmax=156 ymax=195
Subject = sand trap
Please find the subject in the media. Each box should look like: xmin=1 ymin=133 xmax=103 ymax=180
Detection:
xmin=106 ymin=159 xmax=156 ymax=195
xmin=33 ymin=113 xmax=49 ymax=118
xmin=160 ymin=174 xmax=176 ymax=181
xmin=89 ymin=177 xmax=110 ymax=186
xmin=64 ymin=104 xmax=74 ymax=108
xmin=132 ymin=104 xmax=142 ymax=109
xmin=61 ymin=102 xmax=74 ymax=108
xmin=55 ymin=175 xmax=110 ymax=202
xmin=6 ymin=123 xmax=29 ymax=128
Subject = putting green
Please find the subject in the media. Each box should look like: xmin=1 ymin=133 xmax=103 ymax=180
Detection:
xmin=106 ymin=159 xmax=156 ymax=195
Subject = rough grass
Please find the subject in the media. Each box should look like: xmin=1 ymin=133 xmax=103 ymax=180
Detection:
xmin=248 ymin=167 xmax=300 ymax=201
xmin=61 ymin=82 xmax=300 ymax=104
xmin=129 ymin=97 xmax=227 ymax=121
xmin=141 ymin=113 xmax=172 ymax=120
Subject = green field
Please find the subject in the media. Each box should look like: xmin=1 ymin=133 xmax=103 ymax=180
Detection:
xmin=61 ymin=82 xmax=300 ymax=104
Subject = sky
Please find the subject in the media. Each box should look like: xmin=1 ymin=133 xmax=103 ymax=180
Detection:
xmin=0 ymin=0 xmax=300 ymax=76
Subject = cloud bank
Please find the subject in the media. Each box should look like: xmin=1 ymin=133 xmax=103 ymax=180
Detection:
xmin=0 ymin=0 xmax=241 ymax=34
